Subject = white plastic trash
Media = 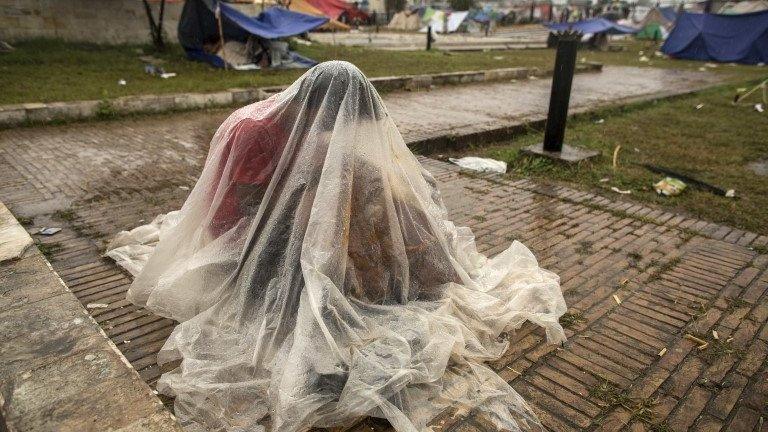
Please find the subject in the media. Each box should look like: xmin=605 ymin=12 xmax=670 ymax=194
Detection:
xmin=449 ymin=157 xmax=507 ymax=174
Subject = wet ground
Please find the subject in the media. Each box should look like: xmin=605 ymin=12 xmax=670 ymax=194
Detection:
xmin=1 ymin=67 xmax=765 ymax=431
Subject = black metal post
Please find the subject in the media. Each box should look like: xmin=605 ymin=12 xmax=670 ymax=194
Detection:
xmin=543 ymin=31 xmax=580 ymax=152
xmin=530 ymin=0 xmax=536 ymax=21
xmin=426 ymin=25 xmax=433 ymax=50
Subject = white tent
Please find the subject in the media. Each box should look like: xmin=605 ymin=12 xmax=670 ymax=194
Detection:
xmin=419 ymin=11 xmax=470 ymax=33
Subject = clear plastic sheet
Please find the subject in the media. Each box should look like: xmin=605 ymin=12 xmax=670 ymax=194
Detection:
xmin=109 ymin=61 xmax=567 ymax=432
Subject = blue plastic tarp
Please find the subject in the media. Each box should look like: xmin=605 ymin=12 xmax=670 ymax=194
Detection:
xmin=218 ymin=2 xmax=329 ymax=39
xmin=546 ymin=18 xmax=639 ymax=35
xmin=661 ymin=10 xmax=768 ymax=64
xmin=659 ymin=6 xmax=678 ymax=22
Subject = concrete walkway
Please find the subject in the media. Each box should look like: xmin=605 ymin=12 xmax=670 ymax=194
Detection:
xmin=1 ymin=66 xmax=765 ymax=431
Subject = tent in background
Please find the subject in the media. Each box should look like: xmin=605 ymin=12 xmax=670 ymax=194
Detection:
xmin=546 ymin=18 xmax=639 ymax=35
xmin=719 ymin=0 xmax=768 ymax=14
xmin=419 ymin=11 xmax=470 ymax=33
xmin=178 ymin=0 xmax=327 ymax=68
xmin=288 ymin=0 xmax=351 ymax=30
xmin=662 ymin=10 xmax=768 ymax=64
xmin=636 ymin=6 xmax=677 ymax=40
xmin=388 ymin=10 xmax=421 ymax=30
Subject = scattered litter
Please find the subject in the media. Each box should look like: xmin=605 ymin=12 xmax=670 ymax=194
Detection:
xmin=599 ymin=177 xmax=610 ymax=183
xmin=695 ymin=103 xmax=704 ymax=110
xmin=449 ymin=157 xmax=507 ymax=174
xmin=613 ymin=294 xmax=622 ymax=304
xmin=642 ymin=164 xmax=731 ymax=196
xmin=620 ymin=278 xmax=629 ymax=286
xmin=506 ymin=366 xmax=521 ymax=375
xmin=654 ymin=177 xmax=687 ymax=196
xmin=528 ymin=75 xmax=539 ymax=80
xmin=634 ymin=147 xmax=640 ymax=153
xmin=658 ymin=347 xmax=667 ymax=356
xmin=123 ymin=340 xmax=131 ymax=344
xmin=684 ymin=333 xmax=708 ymax=350
xmin=233 ymin=64 xmax=260 ymax=71
xmin=704 ymin=62 xmax=718 ymax=68
xmin=654 ymin=51 xmax=664 ymax=58
xmin=179 ymin=185 xmax=190 ymax=190
xmin=758 ymin=62 xmax=766 ymax=67
xmin=611 ymin=187 xmax=631 ymax=195
xmin=493 ymin=56 xmax=504 ymax=60
xmin=160 ymin=72 xmax=177 ymax=79
xmin=726 ymin=336 xmax=733 ymax=343
xmin=144 ymin=63 xmax=176 ymax=78
xmin=737 ymin=87 xmax=747 ymax=93
xmin=725 ymin=189 xmax=736 ymax=198
xmin=38 ymin=227 xmax=61 ymax=236
xmin=712 ymin=330 xmax=719 ymax=340
xmin=293 ymin=38 xmax=312 ymax=46
xmin=84 ymin=354 xmax=96 ymax=361
xmin=118 ymin=79 xmax=127 ymax=86
xmin=638 ymin=50 xmax=644 ymax=56
xmin=756 ymin=103 xmax=765 ymax=113
xmin=0 ymin=41 xmax=14 ymax=53
xmin=698 ymin=67 xmax=707 ymax=71
xmin=510 ymin=79 xmax=518 ymax=83
xmin=86 ymin=303 xmax=109 ymax=309
xmin=594 ymin=118 xmax=605 ymax=124
xmin=153 ymin=390 xmax=159 ymax=395
xmin=639 ymin=56 xmax=650 ymax=62
xmin=612 ymin=145 xmax=621 ymax=169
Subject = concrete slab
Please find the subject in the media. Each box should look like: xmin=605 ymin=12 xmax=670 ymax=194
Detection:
xmin=521 ymin=143 xmax=601 ymax=162
xmin=0 ymin=201 xmax=33 ymax=261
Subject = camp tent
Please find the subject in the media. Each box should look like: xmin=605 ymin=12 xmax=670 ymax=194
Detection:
xmin=661 ymin=10 xmax=768 ymax=64
xmin=287 ymin=0 xmax=351 ymax=30
xmin=636 ymin=6 xmax=677 ymax=40
xmin=306 ymin=0 xmax=353 ymax=20
xmin=719 ymin=0 xmax=768 ymax=14
xmin=419 ymin=11 xmax=470 ymax=33
xmin=546 ymin=18 xmax=639 ymax=35
xmin=388 ymin=10 xmax=421 ymax=30
xmin=178 ymin=0 xmax=328 ymax=68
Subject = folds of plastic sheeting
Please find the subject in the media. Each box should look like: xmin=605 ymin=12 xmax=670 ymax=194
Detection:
xmin=546 ymin=18 xmax=640 ymax=35
xmin=107 ymin=61 xmax=567 ymax=432
xmin=218 ymin=2 xmax=329 ymax=39
xmin=719 ymin=0 xmax=768 ymax=14
xmin=419 ymin=10 xmax=470 ymax=33
xmin=662 ymin=10 xmax=768 ymax=64
xmin=636 ymin=6 xmax=677 ymax=39
xmin=288 ymin=0 xmax=351 ymax=30
xmin=306 ymin=0 xmax=352 ymax=20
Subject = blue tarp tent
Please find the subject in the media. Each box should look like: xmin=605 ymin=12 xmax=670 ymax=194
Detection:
xmin=546 ymin=18 xmax=639 ymax=35
xmin=178 ymin=0 xmax=328 ymax=68
xmin=659 ymin=6 xmax=678 ymax=22
xmin=661 ymin=10 xmax=768 ymax=64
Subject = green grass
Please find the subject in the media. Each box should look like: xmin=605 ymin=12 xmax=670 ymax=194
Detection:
xmin=2 ymin=38 xmax=764 ymax=105
xmin=0 ymin=38 xmax=551 ymax=105
xmin=450 ymin=82 xmax=768 ymax=236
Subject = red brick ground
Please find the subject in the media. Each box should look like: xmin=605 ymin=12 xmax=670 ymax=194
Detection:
xmin=1 ymin=113 xmax=766 ymax=431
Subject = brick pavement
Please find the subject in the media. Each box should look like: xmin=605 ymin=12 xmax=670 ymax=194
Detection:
xmin=1 ymin=74 xmax=766 ymax=431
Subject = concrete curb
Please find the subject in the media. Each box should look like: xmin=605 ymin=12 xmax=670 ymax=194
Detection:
xmin=0 ymin=63 xmax=603 ymax=128
xmin=0 ymin=201 xmax=182 ymax=431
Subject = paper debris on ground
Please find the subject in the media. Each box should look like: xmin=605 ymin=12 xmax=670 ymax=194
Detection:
xmin=595 ymin=118 xmax=605 ymax=124
xmin=639 ymin=56 xmax=650 ymax=62
xmin=449 ymin=157 xmax=507 ymax=174
xmin=528 ymin=75 xmax=539 ymax=80
xmin=613 ymin=294 xmax=622 ymax=304
xmin=599 ymin=177 xmax=610 ymax=183
xmin=118 ymin=79 xmax=127 ymax=86
xmin=696 ymin=103 xmax=704 ymax=109
xmin=611 ymin=187 xmax=631 ymax=195
xmin=38 ymin=227 xmax=61 ymax=235
xmin=654 ymin=177 xmax=687 ymax=196
xmin=712 ymin=330 xmax=719 ymax=340
xmin=612 ymin=145 xmax=621 ymax=169
xmin=705 ymin=63 xmax=718 ymax=68
xmin=86 ymin=303 xmax=109 ymax=309
xmin=756 ymin=103 xmax=765 ymax=113
xmin=493 ymin=56 xmax=504 ymax=60
xmin=725 ymin=189 xmax=736 ymax=198
xmin=160 ymin=72 xmax=177 ymax=79
xmin=684 ymin=333 xmax=708 ymax=350
xmin=658 ymin=347 xmax=667 ymax=356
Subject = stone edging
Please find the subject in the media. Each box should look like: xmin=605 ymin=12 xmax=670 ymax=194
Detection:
xmin=0 ymin=63 xmax=603 ymax=128
xmin=0 ymin=201 xmax=182 ymax=431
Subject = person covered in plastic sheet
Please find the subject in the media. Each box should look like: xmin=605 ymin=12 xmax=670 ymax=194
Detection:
xmin=107 ymin=61 xmax=568 ymax=432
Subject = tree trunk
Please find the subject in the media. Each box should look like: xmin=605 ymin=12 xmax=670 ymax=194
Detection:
xmin=142 ymin=0 xmax=167 ymax=51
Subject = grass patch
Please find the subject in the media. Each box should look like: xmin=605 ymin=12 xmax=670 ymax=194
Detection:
xmin=589 ymin=379 xmax=667 ymax=428
xmin=35 ymin=241 xmax=62 ymax=259
xmin=15 ymin=216 xmax=33 ymax=226
xmin=559 ymin=311 xmax=585 ymax=329
xmin=53 ymin=208 xmax=77 ymax=222
xmin=1 ymin=39 xmax=764 ymax=105
xmin=455 ymin=82 xmax=768 ymax=235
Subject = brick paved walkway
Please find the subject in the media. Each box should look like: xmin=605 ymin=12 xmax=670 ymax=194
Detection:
xmin=1 ymin=71 xmax=766 ymax=431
